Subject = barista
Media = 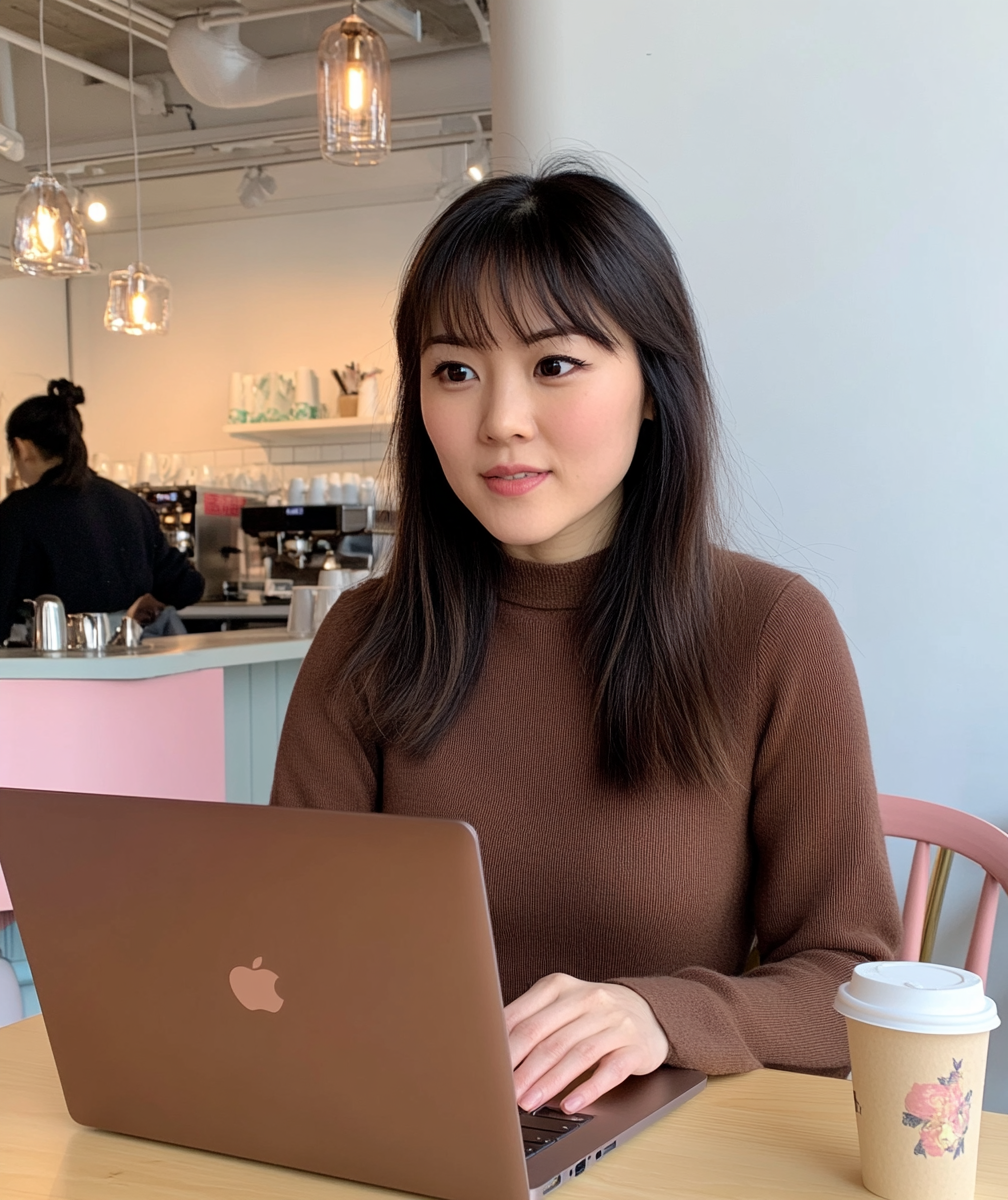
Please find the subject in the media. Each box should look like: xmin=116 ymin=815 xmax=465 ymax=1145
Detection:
xmin=0 ymin=379 xmax=205 ymax=643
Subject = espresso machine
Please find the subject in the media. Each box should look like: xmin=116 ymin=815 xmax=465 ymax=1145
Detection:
xmin=240 ymin=503 xmax=394 ymax=595
xmin=135 ymin=487 xmax=249 ymax=601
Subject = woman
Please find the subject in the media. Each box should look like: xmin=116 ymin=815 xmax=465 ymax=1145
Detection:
xmin=271 ymin=170 xmax=901 ymax=1113
xmin=0 ymin=379 xmax=204 ymax=643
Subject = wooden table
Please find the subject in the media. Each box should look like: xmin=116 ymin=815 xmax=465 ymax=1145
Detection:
xmin=2 ymin=1015 xmax=1007 ymax=1199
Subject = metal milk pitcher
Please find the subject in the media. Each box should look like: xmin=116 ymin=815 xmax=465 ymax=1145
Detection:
xmin=26 ymin=595 xmax=68 ymax=653
xmin=68 ymin=612 xmax=113 ymax=652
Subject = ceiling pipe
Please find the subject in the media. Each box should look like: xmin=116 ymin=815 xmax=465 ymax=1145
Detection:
xmin=198 ymin=0 xmax=421 ymax=40
xmin=169 ymin=20 xmax=488 ymax=113
xmin=50 ymin=0 xmax=168 ymax=49
xmin=0 ymin=24 xmax=162 ymax=111
xmin=87 ymin=0 xmax=174 ymax=34
xmin=167 ymin=19 xmax=315 ymax=108
xmin=462 ymin=0 xmax=489 ymax=43
xmin=0 ymin=39 xmax=24 ymax=161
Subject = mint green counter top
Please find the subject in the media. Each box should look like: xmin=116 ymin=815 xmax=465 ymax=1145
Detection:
xmin=0 ymin=629 xmax=311 ymax=681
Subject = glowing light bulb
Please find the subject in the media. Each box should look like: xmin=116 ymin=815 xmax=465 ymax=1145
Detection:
xmin=129 ymin=288 xmax=149 ymax=326
xmin=34 ymin=204 xmax=59 ymax=253
xmin=467 ymin=164 xmax=485 ymax=182
xmin=86 ymin=200 xmax=108 ymax=222
xmin=346 ymin=64 xmax=365 ymax=111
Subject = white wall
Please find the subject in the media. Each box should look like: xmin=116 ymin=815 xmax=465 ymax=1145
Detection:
xmin=1 ymin=192 xmax=440 ymax=488
xmin=492 ymin=0 xmax=1008 ymax=1108
xmin=0 ymin=277 xmax=70 ymax=496
xmin=65 ymin=196 xmax=437 ymax=478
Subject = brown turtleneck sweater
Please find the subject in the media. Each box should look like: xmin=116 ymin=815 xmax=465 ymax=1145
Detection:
xmin=271 ymin=551 xmax=901 ymax=1077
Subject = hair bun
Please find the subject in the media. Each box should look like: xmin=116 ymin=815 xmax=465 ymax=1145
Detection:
xmin=47 ymin=378 xmax=85 ymax=407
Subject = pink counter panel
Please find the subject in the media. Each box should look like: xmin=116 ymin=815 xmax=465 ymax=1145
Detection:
xmin=0 ymin=631 xmax=307 ymax=917
xmin=0 ymin=670 xmax=226 ymax=911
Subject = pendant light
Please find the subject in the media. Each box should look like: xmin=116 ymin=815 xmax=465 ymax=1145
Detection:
xmin=317 ymin=1 xmax=391 ymax=166
xmin=104 ymin=0 xmax=169 ymax=335
xmin=10 ymin=0 xmax=89 ymax=276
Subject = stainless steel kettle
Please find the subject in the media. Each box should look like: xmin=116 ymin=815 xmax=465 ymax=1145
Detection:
xmin=25 ymin=595 xmax=67 ymax=654
xmin=67 ymin=612 xmax=113 ymax=652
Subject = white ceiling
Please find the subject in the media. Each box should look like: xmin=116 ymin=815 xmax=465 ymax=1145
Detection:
xmin=0 ymin=0 xmax=490 ymax=229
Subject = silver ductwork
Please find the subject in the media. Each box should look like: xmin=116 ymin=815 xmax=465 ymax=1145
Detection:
xmin=167 ymin=19 xmax=314 ymax=109
xmin=167 ymin=18 xmax=491 ymax=117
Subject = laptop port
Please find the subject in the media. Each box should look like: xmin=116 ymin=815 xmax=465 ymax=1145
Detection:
xmin=602 ymin=1140 xmax=617 ymax=1156
xmin=574 ymin=1159 xmax=587 ymax=1176
xmin=543 ymin=1175 xmax=562 ymax=1195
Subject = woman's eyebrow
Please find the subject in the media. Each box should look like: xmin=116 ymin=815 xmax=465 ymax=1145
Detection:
xmin=422 ymin=327 xmax=578 ymax=352
xmin=520 ymin=326 xmax=576 ymax=345
xmin=422 ymin=333 xmax=478 ymax=352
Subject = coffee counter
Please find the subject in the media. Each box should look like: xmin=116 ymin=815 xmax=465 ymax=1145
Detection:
xmin=0 ymin=630 xmax=312 ymax=918
xmin=0 ymin=628 xmax=307 ymax=680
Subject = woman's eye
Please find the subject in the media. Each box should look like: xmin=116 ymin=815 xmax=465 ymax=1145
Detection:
xmin=435 ymin=362 xmax=476 ymax=383
xmin=536 ymin=356 xmax=582 ymax=378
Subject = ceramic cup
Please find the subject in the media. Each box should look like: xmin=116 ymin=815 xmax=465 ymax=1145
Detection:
xmin=342 ymin=473 xmax=360 ymax=505
xmin=312 ymin=587 xmax=340 ymax=633
xmin=137 ymin=451 xmax=159 ymax=486
xmin=834 ymin=961 xmax=1000 ymax=1200
xmin=286 ymin=587 xmax=317 ymax=638
xmin=287 ymin=477 xmax=305 ymax=505
xmin=308 ymin=474 xmax=327 ymax=505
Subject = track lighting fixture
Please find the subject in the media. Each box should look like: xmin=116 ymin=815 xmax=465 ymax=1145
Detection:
xmin=237 ymin=166 xmax=278 ymax=209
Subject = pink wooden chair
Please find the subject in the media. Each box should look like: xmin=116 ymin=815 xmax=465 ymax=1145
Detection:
xmin=878 ymin=793 xmax=1008 ymax=989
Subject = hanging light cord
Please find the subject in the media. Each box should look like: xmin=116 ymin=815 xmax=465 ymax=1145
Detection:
xmin=39 ymin=0 xmax=53 ymax=175
xmin=127 ymin=0 xmax=143 ymax=264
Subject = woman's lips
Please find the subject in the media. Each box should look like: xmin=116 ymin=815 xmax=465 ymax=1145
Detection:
xmin=481 ymin=466 xmax=550 ymax=497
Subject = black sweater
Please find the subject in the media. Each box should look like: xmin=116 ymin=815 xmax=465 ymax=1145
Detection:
xmin=0 ymin=468 xmax=205 ymax=640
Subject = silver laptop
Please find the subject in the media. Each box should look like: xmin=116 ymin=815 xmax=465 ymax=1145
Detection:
xmin=0 ymin=788 xmax=705 ymax=1200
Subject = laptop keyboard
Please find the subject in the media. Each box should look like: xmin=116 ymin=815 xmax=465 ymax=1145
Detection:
xmin=521 ymin=1107 xmax=593 ymax=1159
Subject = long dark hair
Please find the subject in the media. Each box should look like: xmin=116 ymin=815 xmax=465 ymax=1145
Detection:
xmin=6 ymin=378 xmax=89 ymax=488
xmin=346 ymin=169 xmax=732 ymax=787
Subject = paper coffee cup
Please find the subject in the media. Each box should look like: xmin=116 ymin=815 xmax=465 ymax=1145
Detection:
xmin=834 ymin=962 xmax=1000 ymax=1200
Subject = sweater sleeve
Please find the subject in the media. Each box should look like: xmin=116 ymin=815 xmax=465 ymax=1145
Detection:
xmin=146 ymin=507 xmax=206 ymax=610
xmin=615 ymin=576 xmax=903 ymax=1077
xmin=270 ymin=582 xmax=381 ymax=813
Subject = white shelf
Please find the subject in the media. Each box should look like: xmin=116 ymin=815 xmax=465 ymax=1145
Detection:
xmin=223 ymin=416 xmax=393 ymax=443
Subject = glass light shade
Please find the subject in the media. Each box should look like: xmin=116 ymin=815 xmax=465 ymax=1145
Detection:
xmin=11 ymin=173 xmax=90 ymax=276
xmin=466 ymin=137 xmax=491 ymax=182
xmin=318 ymin=12 xmax=390 ymax=166
xmin=104 ymin=263 xmax=171 ymax=336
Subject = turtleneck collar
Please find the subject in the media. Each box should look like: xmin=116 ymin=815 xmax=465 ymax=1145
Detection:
xmin=498 ymin=550 xmax=606 ymax=611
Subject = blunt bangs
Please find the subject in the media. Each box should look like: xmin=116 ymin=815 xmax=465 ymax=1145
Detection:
xmin=408 ymin=188 xmax=625 ymax=357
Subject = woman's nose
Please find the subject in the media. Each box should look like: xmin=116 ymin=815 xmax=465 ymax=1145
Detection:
xmin=478 ymin=378 xmax=536 ymax=443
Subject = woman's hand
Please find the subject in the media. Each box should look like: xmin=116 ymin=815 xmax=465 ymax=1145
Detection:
xmin=504 ymin=973 xmax=669 ymax=1114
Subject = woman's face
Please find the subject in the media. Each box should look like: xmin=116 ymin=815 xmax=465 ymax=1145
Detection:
xmin=420 ymin=304 xmax=649 ymax=563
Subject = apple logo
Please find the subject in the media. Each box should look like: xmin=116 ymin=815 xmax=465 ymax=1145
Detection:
xmin=229 ymin=957 xmax=284 ymax=1013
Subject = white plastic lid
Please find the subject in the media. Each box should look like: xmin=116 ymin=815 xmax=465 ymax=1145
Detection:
xmin=834 ymin=962 xmax=1000 ymax=1035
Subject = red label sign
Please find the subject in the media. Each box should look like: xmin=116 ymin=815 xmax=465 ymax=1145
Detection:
xmin=204 ymin=492 xmax=247 ymax=517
